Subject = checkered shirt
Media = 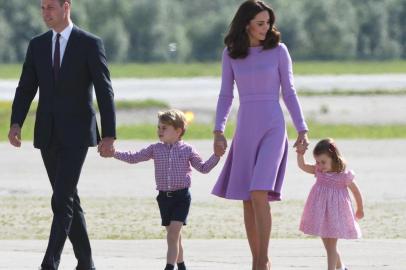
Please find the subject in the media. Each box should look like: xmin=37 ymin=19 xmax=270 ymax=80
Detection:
xmin=114 ymin=141 xmax=220 ymax=191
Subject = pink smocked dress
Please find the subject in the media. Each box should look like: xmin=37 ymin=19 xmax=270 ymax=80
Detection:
xmin=299 ymin=167 xmax=362 ymax=239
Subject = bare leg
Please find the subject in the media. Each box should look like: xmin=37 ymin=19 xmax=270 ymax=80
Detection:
xmin=177 ymin=233 xmax=184 ymax=263
xmin=165 ymin=221 xmax=183 ymax=265
xmin=243 ymin=200 xmax=259 ymax=270
xmin=322 ymin=238 xmax=339 ymax=270
xmin=251 ymin=191 xmax=272 ymax=270
xmin=336 ymin=248 xmax=343 ymax=269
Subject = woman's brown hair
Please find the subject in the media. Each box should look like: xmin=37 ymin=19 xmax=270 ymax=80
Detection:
xmin=224 ymin=0 xmax=280 ymax=59
xmin=313 ymin=138 xmax=346 ymax=173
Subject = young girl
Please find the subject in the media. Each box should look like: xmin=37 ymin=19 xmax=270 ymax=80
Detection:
xmin=111 ymin=109 xmax=223 ymax=270
xmin=297 ymin=138 xmax=364 ymax=270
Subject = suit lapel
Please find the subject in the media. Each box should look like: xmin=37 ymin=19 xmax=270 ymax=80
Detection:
xmin=42 ymin=31 xmax=54 ymax=83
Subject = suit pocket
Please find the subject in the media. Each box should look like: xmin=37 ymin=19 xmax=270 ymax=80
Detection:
xmin=54 ymin=111 xmax=98 ymax=147
xmin=34 ymin=113 xmax=53 ymax=147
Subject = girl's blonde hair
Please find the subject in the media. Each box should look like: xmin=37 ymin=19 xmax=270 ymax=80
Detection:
xmin=313 ymin=138 xmax=346 ymax=172
xmin=158 ymin=109 xmax=187 ymax=137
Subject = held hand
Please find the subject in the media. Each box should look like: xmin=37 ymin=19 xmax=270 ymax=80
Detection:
xmin=295 ymin=143 xmax=307 ymax=155
xmin=98 ymin=137 xmax=115 ymax=158
xmin=8 ymin=124 xmax=22 ymax=147
xmin=214 ymin=145 xmax=226 ymax=157
xmin=355 ymin=209 xmax=364 ymax=220
xmin=293 ymin=131 xmax=309 ymax=155
xmin=213 ymin=131 xmax=227 ymax=156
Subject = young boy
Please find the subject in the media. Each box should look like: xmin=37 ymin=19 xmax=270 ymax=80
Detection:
xmin=110 ymin=109 xmax=224 ymax=270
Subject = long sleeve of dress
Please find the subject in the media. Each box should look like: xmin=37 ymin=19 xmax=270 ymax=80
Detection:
xmin=114 ymin=144 xmax=154 ymax=164
xmin=214 ymin=48 xmax=235 ymax=132
xmin=278 ymin=43 xmax=308 ymax=132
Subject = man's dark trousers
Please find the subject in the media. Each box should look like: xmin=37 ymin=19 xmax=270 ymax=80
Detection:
xmin=40 ymin=133 xmax=94 ymax=270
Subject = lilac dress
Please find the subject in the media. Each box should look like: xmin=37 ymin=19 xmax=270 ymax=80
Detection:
xmin=212 ymin=43 xmax=308 ymax=201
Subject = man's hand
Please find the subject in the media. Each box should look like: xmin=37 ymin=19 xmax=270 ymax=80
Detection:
xmin=98 ymin=137 xmax=115 ymax=157
xmin=8 ymin=124 xmax=22 ymax=147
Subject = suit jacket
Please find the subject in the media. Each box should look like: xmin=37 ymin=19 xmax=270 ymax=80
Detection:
xmin=11 ymin=25 xmax=116 ymax=149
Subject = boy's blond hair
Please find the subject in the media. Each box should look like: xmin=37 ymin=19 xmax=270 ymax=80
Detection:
xmin=158 ymin=109 xmax=187 ymax=137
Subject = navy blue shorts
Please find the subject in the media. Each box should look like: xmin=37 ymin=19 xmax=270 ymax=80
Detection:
xmin=156 ymin=188 xmax=191 ymax=226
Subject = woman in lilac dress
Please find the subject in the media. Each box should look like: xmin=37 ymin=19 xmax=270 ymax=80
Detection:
xmin=212 ymin=1 xmax=309 ymax=269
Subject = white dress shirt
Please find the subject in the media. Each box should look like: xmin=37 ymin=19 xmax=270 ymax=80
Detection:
xmin=51 ymin=21 xmax=74 ymax=66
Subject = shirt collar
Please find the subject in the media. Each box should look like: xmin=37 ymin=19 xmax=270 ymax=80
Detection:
xmin=163 ymin=140 xmax=183 ymax=149
xmin=174 ymin=140 xmax=183 ymax=147
xmin=52 ymin=21 xmax=74 ymax=41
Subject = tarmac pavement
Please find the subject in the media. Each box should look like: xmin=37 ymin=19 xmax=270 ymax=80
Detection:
xmin=1 ymin=239 xmax=405 ymax=270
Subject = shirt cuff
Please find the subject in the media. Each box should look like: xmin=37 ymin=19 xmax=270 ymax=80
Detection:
xmin=210 ymin=154 xmax=221 ymax=163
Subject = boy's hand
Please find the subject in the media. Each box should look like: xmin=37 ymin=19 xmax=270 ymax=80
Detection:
xmin=214 ymin=147 xmax=225 ymax=157
xmin=104 ymin=151 xmax=115 ymax=158
xmin=98 ymin=137 xmax=115 ymax=158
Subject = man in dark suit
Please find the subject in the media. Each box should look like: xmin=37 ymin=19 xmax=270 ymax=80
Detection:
xmin=8 ymin=0 xmax=116 ymax=269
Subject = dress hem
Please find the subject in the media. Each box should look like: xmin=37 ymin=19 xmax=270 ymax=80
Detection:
xmin=211 ymin=191 xmax=282 ymax=202
xmin=299 ymin=229 xmax=361 ymax=239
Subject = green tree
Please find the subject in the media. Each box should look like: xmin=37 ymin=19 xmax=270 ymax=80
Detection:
xmin=98 ymin=18 xmax=129 ymax=62
xmin=301 ymin=0 xmax=358 ymax=59
xmin=70 ymin=0 xmax=90 ymax=30
xmin=125 ymin=0 xmax=190 ymax=62
xmin=1 ymin=0 xmax=45 ymax=61
xmin=0 ymin=0 xmax=405 ymax=62
xmin=272 ymin=0 xmax=311 ymax=59
xmin=0 ymin=10 xmax=16 ymax=62
xmin=385 ymin=0 xmax=406 ymax=58
xmin=353 ymin=0 xmax=401 ymax=59
xmin=187 ymin=11 xmax=228 ymax=61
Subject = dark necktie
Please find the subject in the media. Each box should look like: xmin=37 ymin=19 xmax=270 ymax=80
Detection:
xmin=53 ymin=33 xmax=61 ymax=81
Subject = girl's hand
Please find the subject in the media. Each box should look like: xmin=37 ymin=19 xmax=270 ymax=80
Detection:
xmin=295 ymin=143 xmax=307 ymax=155
xmin=293 ymin=131 xmax=309 ymax=155
xmin=356 ymin=209 xmax=364 ymax=220
xmin=348 ymin=182 xmax=364 ymax=221
xmin=213 ymin=131 xmax=227 ymax=156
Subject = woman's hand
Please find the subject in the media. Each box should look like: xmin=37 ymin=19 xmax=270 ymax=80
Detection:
xmin=293 ymin=131 xmax=309 ymax=155
xmin=213 ymin=131 xmax=227 ymax=157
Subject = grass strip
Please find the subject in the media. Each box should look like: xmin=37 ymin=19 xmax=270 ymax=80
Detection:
xmin=0 ymin=196 xmax=404 ymax=239
xmin=1 ymin=61 xmax=406 ymax=79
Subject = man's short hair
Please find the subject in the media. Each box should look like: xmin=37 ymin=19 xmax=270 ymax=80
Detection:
xmin=57 ymin=0 xmax=71 ymax=6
